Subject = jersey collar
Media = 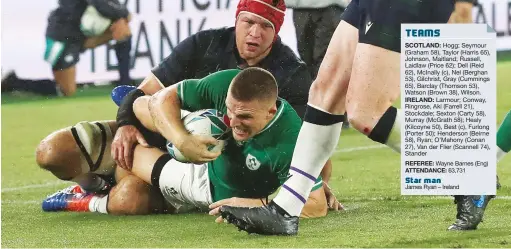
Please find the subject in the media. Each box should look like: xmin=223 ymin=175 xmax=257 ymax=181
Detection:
xmin=257 ymin=98 xmax=285 ymax=135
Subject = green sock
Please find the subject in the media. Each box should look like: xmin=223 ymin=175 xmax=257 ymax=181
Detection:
xmin=497 ymin=110 xmax=511 ymax=162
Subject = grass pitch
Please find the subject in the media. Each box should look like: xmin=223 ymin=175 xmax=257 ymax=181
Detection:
xmin=1 ymin=62 xmax=511 ymax=248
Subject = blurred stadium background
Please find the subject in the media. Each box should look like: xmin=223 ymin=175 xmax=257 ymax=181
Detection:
xmin=2 ymin=0 xmax=511 ymax=247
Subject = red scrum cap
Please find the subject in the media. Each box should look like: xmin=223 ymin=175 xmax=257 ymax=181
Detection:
xmin=236 ymin=0 xmax=286 ymax=37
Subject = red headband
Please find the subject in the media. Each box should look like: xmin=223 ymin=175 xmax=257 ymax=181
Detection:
xmin=236 ymin=0 xmax=286 ymax=38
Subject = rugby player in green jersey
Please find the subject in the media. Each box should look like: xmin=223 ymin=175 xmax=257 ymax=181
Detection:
xmin=42 ymin=68 xmax=332 ymax=219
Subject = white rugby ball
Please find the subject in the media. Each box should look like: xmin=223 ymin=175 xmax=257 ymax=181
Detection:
xmin=167 ymin=109 xmax=231 ymax=162
xmin=80 ymin=5 xmax=112 ymax=37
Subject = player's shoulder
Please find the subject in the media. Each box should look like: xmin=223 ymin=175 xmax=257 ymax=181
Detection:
xmin=191 ymin=27 xmax=235 ymax=45
xmin=278 ymin=99 xmax=302 ymax=128
xmin=266 ymin=38 xmax=308 ymax=79
xmin=201 ymin=69 xmax=241 ymax=84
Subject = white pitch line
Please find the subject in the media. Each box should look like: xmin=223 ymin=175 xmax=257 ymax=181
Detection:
xmin=1 ymin=200 xmax=39 ymax=205
xmin=1 ymin=180 xmax=67 ymax=193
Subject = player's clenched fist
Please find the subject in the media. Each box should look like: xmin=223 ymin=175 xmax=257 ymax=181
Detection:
xmin=175 ymin=134 xmax=221 ymax=164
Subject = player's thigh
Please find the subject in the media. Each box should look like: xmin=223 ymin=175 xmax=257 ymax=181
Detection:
xmin=309 ymin=20 xmax=358 ymax=114
xmin=347 ymin=0 xmax=454 ymax=125
xmin=156 ymin=159 xmax=212 ymax=213
xmin=36 ymin=120 xmax=117 ymax=175
xmin=131 ymin=146 xmax=166 ymax=184
xmin=83 ymin=30 xmax=114 ymax=49
xmin=74 ymin=120 xmax=118 ymax=175
xmin=36 ymin=127 xmax=85 ymax=178
xmin=346 ymin=43 xmax=400 ymax=129
xmin=356 ymin=0 xmax=454 ymax=53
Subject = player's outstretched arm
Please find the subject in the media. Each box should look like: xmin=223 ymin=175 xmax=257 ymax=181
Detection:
xmin=148 ymin=85 xmax=187 ymax=143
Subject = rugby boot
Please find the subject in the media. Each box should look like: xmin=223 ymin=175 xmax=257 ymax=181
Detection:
xmin=447 ymin=195 xmax=494 ymax=230
xmin=42 ymin=192 xmax=96 ymax=212
xmin=220 ymin=201 xmax=299 ymax=236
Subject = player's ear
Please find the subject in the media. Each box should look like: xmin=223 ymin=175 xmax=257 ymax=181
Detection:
xmin=267 ymin=103 xmax=277 ymax=117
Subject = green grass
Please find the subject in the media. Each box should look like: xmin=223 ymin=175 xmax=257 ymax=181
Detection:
xmin=2 ymin=62 xmax=511 ymax=247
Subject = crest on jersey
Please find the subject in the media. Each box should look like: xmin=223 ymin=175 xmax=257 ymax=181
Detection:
xmin=245 ymin=154 xmax=261 ymax=170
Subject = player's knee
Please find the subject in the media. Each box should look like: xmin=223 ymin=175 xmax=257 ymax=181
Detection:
xmin=107 ymin=175 xmax=157 ymax=215
xmin=309 ymin=78 xmax=348 ymax=110
xmin=36 ymin=139 xmax=54 ymax=171
xmin=35 ymin=131 xmax=67 ymax=173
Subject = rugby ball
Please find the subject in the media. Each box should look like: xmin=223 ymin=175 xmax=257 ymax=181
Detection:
xmin=167 ymin=109 xmax=231 ymax=162
xmin=80 ymin=5 xmax=112 ymax=37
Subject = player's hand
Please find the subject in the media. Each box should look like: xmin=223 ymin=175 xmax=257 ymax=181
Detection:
xmin=208 ymin=197 xmax=265 ymax=223
xmin=110 ymin=18 xmax=131 ymax=41
xmin=111 ymin=125 xmax=149 ymax=170
xmin=176 ymin=134 xmax=221 ymax=164
xmin=324 ymin=182 xmax=344 ymax=211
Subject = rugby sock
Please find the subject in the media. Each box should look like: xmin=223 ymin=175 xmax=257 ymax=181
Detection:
xmin=114 ymin=37 xmax=132 ymax=86
xmin=88 ymin=195 xmax=109 ymax=214
xmin=3 ymin=77 xmax=58 ymax=96
xmin=497 ymin=110 xmax=511 ymax=162
xmin=385 ymin=108 xmax=402 ymax=153
xmin=273 ymin=104 xmax=343 ymax=216
xmin=71 ymin=173 xmax=108 ymax=193
xmin=368 ymin=106 xmax=401 ymax=153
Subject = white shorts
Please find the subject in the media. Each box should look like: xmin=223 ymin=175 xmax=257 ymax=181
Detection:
xmin=72 ymin=120 xmax=116 ymax=176
xmin=158 ymin=160 xmax=212 ymax=213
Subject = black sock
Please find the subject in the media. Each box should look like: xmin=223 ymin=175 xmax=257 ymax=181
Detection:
xmin=368 ymin=106 xmax=397 ymax=144
xmin=4 ymin=77 xmax=58 ymax=96
xmin=304 ymin=105 xmax=344 ymax=125
xmin=114 ymin=37 xmax=132 ymax=86
xmin=151 ymin=154 xmax=172 ymax=188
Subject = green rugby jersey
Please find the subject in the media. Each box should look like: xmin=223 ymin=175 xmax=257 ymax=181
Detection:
xmin=177 ymin=69 xmax=322 ymax=202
